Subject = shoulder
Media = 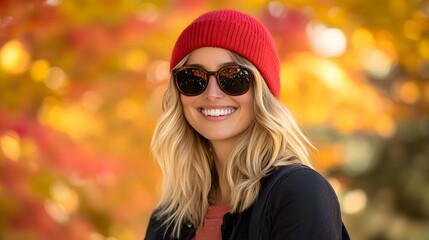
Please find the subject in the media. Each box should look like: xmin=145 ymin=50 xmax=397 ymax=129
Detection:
xmin=248 ymin=164 xmax=347 ymax=239
xmin=145 ymin=209 xmax=195 ymax=240
xmin=145 ymin=210 xmax=166 ymax=240
xmin=271 ymin=164 xmax=336 ymax=195
xmin=267 ymin=164 xmax=340 ymax=210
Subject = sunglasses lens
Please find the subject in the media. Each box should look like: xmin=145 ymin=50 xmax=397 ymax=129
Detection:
xmin=174 ymin=65 xmax=253 ymax=96
xmin=175 ymin=68 xmax=207 ymax=96
xmin=218 ymin=66 xmax=252 ymax=95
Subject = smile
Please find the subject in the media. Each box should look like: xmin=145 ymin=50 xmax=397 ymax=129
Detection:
xmin=200 ymin=108 xmax=236 ymax=117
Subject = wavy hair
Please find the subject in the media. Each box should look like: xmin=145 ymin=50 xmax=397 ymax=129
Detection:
xmin=151 ymin=51 xmax=313 ymax=238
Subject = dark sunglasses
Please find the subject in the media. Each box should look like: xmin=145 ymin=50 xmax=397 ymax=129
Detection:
xmin=173 ymin=65 xmax=254 ymax=96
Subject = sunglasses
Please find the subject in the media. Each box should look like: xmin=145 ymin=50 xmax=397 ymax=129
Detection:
xmin=173 ymin=65 xmax=254 ymax=96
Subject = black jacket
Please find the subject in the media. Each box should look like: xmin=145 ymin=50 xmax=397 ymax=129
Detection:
xmin=145 ymin=164 xmax=350 ymax=240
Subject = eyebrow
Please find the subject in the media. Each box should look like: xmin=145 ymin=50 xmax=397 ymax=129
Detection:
xmin=185 ymin=62 xmax=237 ymax=69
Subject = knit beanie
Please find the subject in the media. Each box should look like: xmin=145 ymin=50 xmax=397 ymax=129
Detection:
xmin=170 ymin=9 xmax=281 ymax=98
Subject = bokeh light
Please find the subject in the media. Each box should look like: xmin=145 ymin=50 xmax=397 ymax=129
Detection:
xmin=45 ymin=66 xmax=68 ymax=91
xmin=0 ymin=131 xmax=21 ymax=161
xmin=343 ymin=189 xmax=368 ymax=215
xmin=362 ymin=48 xmax=395 ymax=79
xmin=307 ymin=22 xmax=347 ymax=58
xmin=0 ymin=40 xmax=30 ymax=74
xmin=30 ymin=59 xmax=51 ymax=82
xmin=121 ymin=48 xmax=148 ymax=72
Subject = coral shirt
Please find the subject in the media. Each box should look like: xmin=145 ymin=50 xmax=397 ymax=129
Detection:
xmin=193 ymin=205 xmax=230 ymax=240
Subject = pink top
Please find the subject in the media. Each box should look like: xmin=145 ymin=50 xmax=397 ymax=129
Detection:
xmin=193 ymin=205 xmax=230 ymax=240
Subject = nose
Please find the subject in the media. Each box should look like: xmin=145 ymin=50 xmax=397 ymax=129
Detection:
xmin=202 ymin=75 xmax=223 ymax=100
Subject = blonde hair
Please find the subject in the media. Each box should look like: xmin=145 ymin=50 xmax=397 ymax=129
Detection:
xmin=151 ymin=52 xmax=313 ymax=238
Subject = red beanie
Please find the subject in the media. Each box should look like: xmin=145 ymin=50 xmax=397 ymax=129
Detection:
xmin=170 ymin=9 xmax=281 ymax=98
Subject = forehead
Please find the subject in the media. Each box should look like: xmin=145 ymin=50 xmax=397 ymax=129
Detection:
xmin=187 ymin=47 xmax=234 ymax=69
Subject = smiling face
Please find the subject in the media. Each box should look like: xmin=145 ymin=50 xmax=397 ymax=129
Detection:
xmin=179 ymin=47 xmax=254 ymax=146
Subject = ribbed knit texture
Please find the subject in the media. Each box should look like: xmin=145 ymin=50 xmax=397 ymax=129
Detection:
xmin=193 ymin=205 xmax=230 ymax=240
xmin=170 ymin=9 xmax=281 ymax=97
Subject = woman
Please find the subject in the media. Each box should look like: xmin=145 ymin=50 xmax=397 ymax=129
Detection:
xmin=145 ymin=9 xmax=349 ymax=240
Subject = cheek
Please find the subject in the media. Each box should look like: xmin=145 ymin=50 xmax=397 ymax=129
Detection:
xmin=239 ymin=90 xmax=254 ymax=113
xmin=180 ymin=95 xmax=196 ymax=120
xmin=243 ymin=100 xmax=255 ymax=123
xmin=180 ymin=95 xmax=190 ymax=108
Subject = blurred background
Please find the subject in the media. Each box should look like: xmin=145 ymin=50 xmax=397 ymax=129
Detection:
xmin=0 ymin=0 xmax=428 ymax=239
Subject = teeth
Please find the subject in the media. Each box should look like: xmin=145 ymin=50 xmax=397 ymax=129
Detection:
xmin=202 ymin=108 xmax=235 ymax=117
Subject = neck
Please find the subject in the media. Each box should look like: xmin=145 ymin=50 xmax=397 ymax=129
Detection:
xmin=210 ymin=140 xmax=233 ymax=176
xmin=210 ymin=140 xmax=234 ymax=206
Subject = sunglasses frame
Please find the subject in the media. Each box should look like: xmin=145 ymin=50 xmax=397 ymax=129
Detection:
xmin=173 ymin=64 xmax=254 ymax=96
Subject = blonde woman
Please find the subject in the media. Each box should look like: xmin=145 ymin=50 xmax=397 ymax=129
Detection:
xmin=145 ymin=9 xmax=350 ymax=240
